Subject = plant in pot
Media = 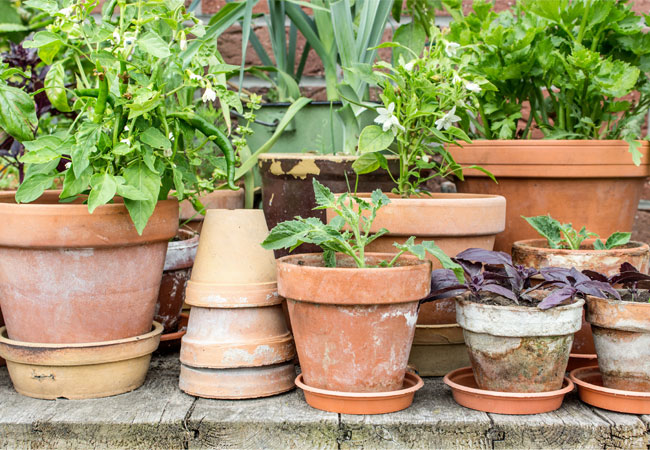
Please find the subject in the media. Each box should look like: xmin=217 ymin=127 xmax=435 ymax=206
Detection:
xmin=443 ymin=0 xmax=650 ymax=253
xmin=261 ymin=178 xmax=463 ymax=414
xmin=580 ymin=263 xmax=650 ymax=394
xmin=0 ymin=0 xmax=241 ymax=399
xmin=431 ymin=249 xmax=618 ymax=406
xmin=512 ymin=214 xmax=650 ymax=369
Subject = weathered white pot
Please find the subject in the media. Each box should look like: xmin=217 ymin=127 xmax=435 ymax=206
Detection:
xmin=456 ymin=295 xmax=584 ymax=392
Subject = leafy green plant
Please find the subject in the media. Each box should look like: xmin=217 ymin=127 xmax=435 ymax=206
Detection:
xmin=262 ymin=178 xmax=463 ymax=277
xmin=444 ymin=0 xmax=650 ymax=162
xmin=523 ymin=214 xmax=631 ymax=250
xmin=0 ymin=0 xmax=258 ymax=233
xmin=349 ymin=28 xmax=494 ymax=197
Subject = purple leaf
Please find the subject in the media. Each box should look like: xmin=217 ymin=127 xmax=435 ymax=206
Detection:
xmin=453 ymin=258 xmax=483 ymax=278
xmin=541 ymin=267 xmax=572 ymax=284
xmin=582 ymin=270 xmax=609 ymax=282
xmin=480 ymin=283 xmax=519 ymax=303
xmin=538 ymin=286 xmax=577 ymax=310
xmin=576 ymin=280 xmax=621 ymax=301
xmin=456 ymin=248 xmax=513 ymax=266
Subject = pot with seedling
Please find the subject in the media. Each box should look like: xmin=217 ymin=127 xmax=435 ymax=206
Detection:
xmin=444 ymin=0 xmax=650 ymax=253
xmin=432 ymin=249 xmax=618 ymax=395
xmin=0 ymin=0 xmax=247 ymax=398
xmin=580 ymin=264 xmax=650 ymax=393
xmin=512 ymin=214 xmax=650 ymax=368
xmin=261 ymin=179 xmax=464 ymax=414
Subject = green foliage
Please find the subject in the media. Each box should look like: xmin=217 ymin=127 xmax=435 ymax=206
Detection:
xmin=262 ymin=179 xmax=463 ymax=278
xmin=351 ymin=28 xmax=494 ymax=197
xmin=444 ymin=0 xmax=650 ymax=162
xmin=523 ymin=214 xmax=631 ymax=250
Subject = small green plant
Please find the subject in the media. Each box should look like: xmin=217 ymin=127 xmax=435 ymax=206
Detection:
xmin=261 ymin=179 xmax=463 ymax=277
xmin=522 ymin=214 xmax=631 ymax=250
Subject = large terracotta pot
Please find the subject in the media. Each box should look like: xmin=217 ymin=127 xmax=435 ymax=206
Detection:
xmin=155 ymin=229 xmax=199 ymax=334
xmin=456 ymin=294 xmax=584 ymax=393
xmin=277 ymin=253 xmax=431 ymax=393
xmin=586 ymin=295 xmax=650 ymax=392
xmin=0 ymin=191 xmax=178 ymax=343
xmin=512 ymin=240 xmax=650 ymax=356
xmin=259 ymin=153 xmax=399 ymax=257
xmin=179 ymin=189 xmax=245 ymax=232
xmin=450 ymin=140 xmax=650 ymax=253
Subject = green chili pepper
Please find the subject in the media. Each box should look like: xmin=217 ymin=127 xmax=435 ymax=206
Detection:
xmin=168 ymin=112 xmax=238 ymax=190
xmin=102 ymin=0 xmax=118 ymax=23
xmin=93 ymin=65 xmax=109 ymax=124
xmin=74 ymin=89 xmax=117 ymax=108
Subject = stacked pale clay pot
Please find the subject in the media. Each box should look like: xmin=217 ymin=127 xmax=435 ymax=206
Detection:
xmin=179 ymin=209 xmax=296 ymax=398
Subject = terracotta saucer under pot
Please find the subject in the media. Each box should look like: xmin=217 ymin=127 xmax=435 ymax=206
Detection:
xmin=295 ymin=372 xmax=424 ymax=415
xmin=566 ymin=353 xmax=598 ymax=373
xmin=156 ymin=313 xmax=189 ymax=354
xmin=569 ymin=366 xmax=650 ymax=414
xmin=444 ymin=367 xmax=574 ymax=415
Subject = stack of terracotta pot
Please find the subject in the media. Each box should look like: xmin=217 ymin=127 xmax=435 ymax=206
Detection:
xmin=178 ymin=209 xmax=296 ymax=398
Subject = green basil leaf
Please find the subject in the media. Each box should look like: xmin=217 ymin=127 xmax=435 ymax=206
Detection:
xmin=44 ymin=61 xmax=70 ymax=112
xmin=0 ymin=81 xmax=37 ymax=142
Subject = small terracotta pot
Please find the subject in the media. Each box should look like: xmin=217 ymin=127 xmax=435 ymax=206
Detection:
xmin=408 ymin=323 xmax=470 ymax=376
xmin=444 ymin=367 xmax=574 ymax=414
xmin=0 ymin=191 xmax=178 ymax=343
xmin=178 ymin=209 xmax=296 ymax=399
xmin=179 ymin=189 xmax=245 ymax=232
xmin=512 ymin=239 xmax=650 ymax=358
xmin=585 ymin=295 xmax=650 ymax=391
xmin=155 ymin=230 xmax=199 ymax=333
xmin=0 ymin=322 xmax=163 ymax=399
xmin=259 ymin=153 xmax=399 ymax=257
xmin=277 ymin=253 xmax=431 ymax=393
xmin=456 ymin=294 xmax=584 ymax=392
xmin=450 ymin=140 xmax=650 ymax=253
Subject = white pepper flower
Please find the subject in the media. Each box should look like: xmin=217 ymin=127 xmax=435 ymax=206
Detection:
xmin=120 ymin=137 xmax=131 ymax=146
xmin=112 ymin=29 xmax=121 ymax=45
xmin=65 ymin=161 xmax=72 ymax=169
xmin=59 ymin=7 xmax=73 ymax=17
xmin=464 ymin=81 xmax=482 ymax=93
xmin=179 ymin=32 xmax=187 ymax=51
xmin=202 ymin=86 xmax=217 ymax=103
xmin=452 ymin=73 xmax=462 ymax=85
xmin=435 ymin=106 xmax=461 ymax=131
xmin=163 ymin=148 xmax=173 ymax=158
xmin=444 ymin=41 xmax=460 ymax=58
xmin=374 ymin=102 xmax=405 ymax=135
xmin=187 ymin=70 xmax=202 ymax=81
xmin=402 ymin=60 xmax=416 ymax=72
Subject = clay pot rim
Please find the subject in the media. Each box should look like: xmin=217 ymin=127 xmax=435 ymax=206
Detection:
xmin=513 ymin=239 xmax=649 ymax=254
xmin=258 ymin=152 xmax=398 ymax=162
xmin=277 ymin=252 xmax=430 ymax=273
xmin=586 ymin=294 xmax=650 ymax=309
xmin=444 ymin=367 xmax=574 ymax=398
xmin=416 ymin=323 xmax=462 ymax=330
xmin=570 ymin=353 xmax=598 ymax=361
xmin=452 ymin=139 xmax=650 ymax=147
xmin=570 ymin=366 xmax=650 ymax=398
xmin=457 ymin=295 xmax=585 ymax=314
xmin=160 ymin=313 xmax=188 ymax=343
xmin=295 ymin=372 xmax=423 ymax=398
xmin=186 ymin=280 xmax=277 ymax=290
xmin=342 ymin=192 xmax=505 ymax=202
xmin=0 ymin=322 xmax=163 ymax=350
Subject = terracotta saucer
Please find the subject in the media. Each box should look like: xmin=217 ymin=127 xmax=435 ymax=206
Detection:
xmin=295 ymin=372 xmax=424 ymax=415
xmin=156 ymin=313 xmax=189 ymax=353
xmin=566 ymin=353 xmax=598 ymax=373
xmin=444 ymin=367 xmax=574 ymax=415
xmin=569 ymin=366 xmax=650 ymax=414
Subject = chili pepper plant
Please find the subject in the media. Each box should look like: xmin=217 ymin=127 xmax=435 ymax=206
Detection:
xmin=0 ymin=0 xmax=242 ymax=233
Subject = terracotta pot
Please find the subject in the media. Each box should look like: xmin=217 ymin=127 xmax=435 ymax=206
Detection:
xmin=456 ymin=294 xmax=584 ymax=392
xmin=444 ymin=367 xmax=574 ymax=415
xmin=585 ymin=295 xmax=650 ymax=391
xmin=0 ymin=308 xmax=4 ymax=367
xmin=408 ymin=323 xmax=470 ymax=376
xmin=0 ymin=191 xmax=178 ymax=343
xmin=179 ymin=189 xmax=245 ymax=232
xmin=450 ymin=140 xmax=650 ymax=253
xmin=277 ymin=253 xmax=431 ymax=393
xmin=327 ymin=193 xmax=505 ymax=325
xmin=155 ymin=230 xmax=199 ymax=333
xmin=179 ymin=209 xmax=296 ymax=399
xmin=0 ymin=322 xmax=162 ymax=399
xmin=259 ymin=153 xmax=399 ymax=257
xmin=513 ymin=239 xmax=650 ymax=357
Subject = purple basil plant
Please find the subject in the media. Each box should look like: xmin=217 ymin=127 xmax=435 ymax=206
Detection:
xmin=428 ymin=248 xmax=619 ymax=310
xmin=583 ymin=262 xmax=650 ymax=302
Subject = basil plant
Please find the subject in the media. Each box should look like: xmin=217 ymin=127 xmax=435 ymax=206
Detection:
xmin=0 ymin=0 xmax=244 ymax=233
xmin=349 ymin=27 xmax=494 ymax=198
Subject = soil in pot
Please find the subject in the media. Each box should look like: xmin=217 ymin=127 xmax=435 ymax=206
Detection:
xmin=586 ymin=293 xmax=650 ymax=391
xmin=277 ymin=253 xmax=431 ymax=393
xmin=456 ymin=292 xmax=584 ymax=392
xmin=0 ymin=191 xmax=178 ymax=344
xmin=259 ymin=154 xmax=399 ymax=258
xmin=450 ymin=140 xmax=650 ymax=253
xmin=155 ymin=229 xmax=199 ymax=334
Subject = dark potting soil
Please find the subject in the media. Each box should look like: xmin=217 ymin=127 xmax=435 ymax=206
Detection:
xmin=619 ymin=289 xmax=650 ymax=303
xmin=465 ymin=290 xmax=578 ymax=309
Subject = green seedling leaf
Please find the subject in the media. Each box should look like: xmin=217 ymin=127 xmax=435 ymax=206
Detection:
xmin=312 ymin=178 xmax=335 ymax=209
xmin=604 ymin=232 xmax=631 ymax=249
xmin=522 ymin=215 xmax=563 ymax=249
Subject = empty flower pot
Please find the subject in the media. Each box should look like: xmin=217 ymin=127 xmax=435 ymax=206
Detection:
xmin=0 ymin=322 xmax=163 ymax=399
xmin=586 ymin=295 xmax=650 ymax=391
xmin=155 ymin=229 xmax=199 ymax=333
xmin=277 ymin=253 xmax=431 ymax=393
xmin=0 ymin=191 xmax=178 ymax=344
xmin=456 ymin=294 xmax=584 ymax=392
xmin=179 ymin=209 xmax=296 ymax=399
xmin=179 ymin=189 xmax=245 ymax=232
